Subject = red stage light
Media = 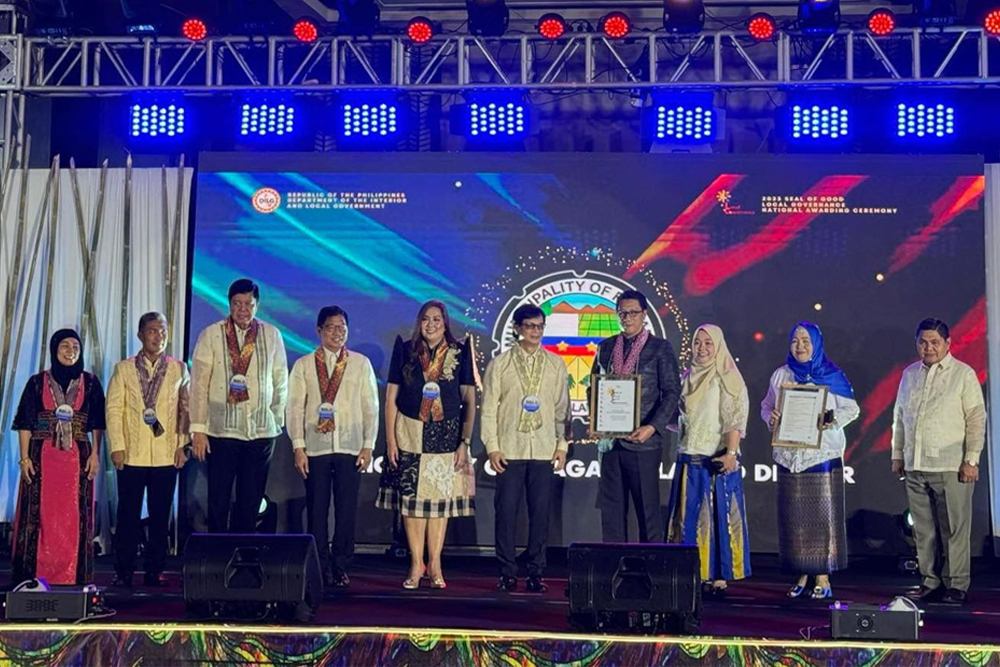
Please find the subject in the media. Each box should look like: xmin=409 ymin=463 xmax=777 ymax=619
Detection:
xmin=867 ymin=9 xmax=896 ymax=36
xmin=293 ymin=19 xmax=319 ymax=43
xmin=747 ymin=13 xmax=776 ymax=41
xmin=407 ymin=17 xmax=434 ymax=44
xmin=601 ymin=12 xmax=631 ymax=39
xmin=753 ymin=331 xmax=765 ymax=342
xmin=985 ymin=9 xmax=1000 ymax=35
xmin=181 ymin=18 xmax=208 ymax=42
xmin=538 ymin=13 xmax=567 ymax=40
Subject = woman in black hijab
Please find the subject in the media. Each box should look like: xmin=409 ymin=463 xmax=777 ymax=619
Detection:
xmin=10 ymin=329 xmax=105 ymax=585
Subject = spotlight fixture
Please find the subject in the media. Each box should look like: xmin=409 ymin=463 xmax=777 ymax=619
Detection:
xmin=407 ymin=16 xmax=435 ymax=43
xmin=181 ymin=18 xmax=208 ymax=42
xmin=663 ymin=0 xmax=704 ymax=33
xmin=600 ymin=11 xmax=632 ymax=39
xmin=292 ymin=19 xmax=319 ymax=43
xmin=798 ymin=0 xmax=840 ymax=33
xmin=895 ymin=102 xmax=955 ymax=139
xmin=466 ymin=0 xmax=509 ymax=37
xmin=913 ymin=0 xmax=956 ymax=26
xmin=239 ymin=102 xmax=296 ymax=138
xmin=867 ymin=8 xmax=896 ymax=35
xmin=537 ymin=13 xmax=567 ymax=40
xmin=129 ymin=101 xmax=187 ymax=139
xmin=747 ymin=13 xmax=777 ymax=41
xmin=336 ymin=0 xmax=381 ymax=35
xmin=985 ymin=8 xmax=1000 ymax=34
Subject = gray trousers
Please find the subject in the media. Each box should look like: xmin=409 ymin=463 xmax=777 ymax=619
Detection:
xmin=904 ymin=470 xmax=975 ymax=592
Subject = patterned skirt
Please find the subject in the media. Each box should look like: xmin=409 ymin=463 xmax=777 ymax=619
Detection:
xmin=776 ymin=458 xmax=848 ymax=575
xmin=666 ymin=453 xmax=751 ymax=582
xmin=376 ymin=414 xmax=475 ymax=519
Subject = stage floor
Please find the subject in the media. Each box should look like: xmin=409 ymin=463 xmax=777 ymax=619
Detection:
xmin=1 ymin=553 xmax=999 ymax=666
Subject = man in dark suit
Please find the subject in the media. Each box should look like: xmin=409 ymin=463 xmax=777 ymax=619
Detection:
xmin=591 ymin=289 xmax=681 ymax=543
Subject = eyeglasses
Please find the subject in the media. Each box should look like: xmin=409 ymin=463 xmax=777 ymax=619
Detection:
xmin=519 ymin=323 xmax=545 ymax=331
xmin=322 ymin=325 xmax=348 ymax=334
xmin=617 ymin=310 xmax=644 ymax=320
xmin=231 ymin=300 xmax=256 ymax=311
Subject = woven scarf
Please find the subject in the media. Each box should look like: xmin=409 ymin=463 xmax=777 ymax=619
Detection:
xmin=225 ymin=317 xmax=259 ymax=404
xmin=512 ymin=345 xmax=544 ymax=433
xmin=611 ymin=329 xmax=650 ymax=375
xmin=135 ymin=354 xmax=170 ymax=436
xmin=314 ymin=347 xmax=349 ymax=433
xmin=46 ymin=372 xmax=82 ymax=450
xmin=418 ymin=342 xmax=448 ymax=423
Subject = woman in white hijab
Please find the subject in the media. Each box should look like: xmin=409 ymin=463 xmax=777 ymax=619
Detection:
xmin=666 ymin=324 xmax=751 ymax=597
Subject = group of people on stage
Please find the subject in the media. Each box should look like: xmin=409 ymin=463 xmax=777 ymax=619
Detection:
xmin=8 ymin=278 xmax=985 ymax=606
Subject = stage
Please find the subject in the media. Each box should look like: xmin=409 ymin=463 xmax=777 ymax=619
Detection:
xmin=0 ymin=554 xmax=998 ymax=666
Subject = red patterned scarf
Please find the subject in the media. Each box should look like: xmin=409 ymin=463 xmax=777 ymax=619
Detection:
xmin=225 ymin=317 xmax=259 ymax=404
xmin=611 ymin=329 xmax=650 ymax=375
xmin=418 ymin=342 xmax=448 ymax=423
xmin=315 ymin=347 xmax=349 ymax=433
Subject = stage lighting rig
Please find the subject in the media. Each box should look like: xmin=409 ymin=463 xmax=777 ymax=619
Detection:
xmin=293 ymin=19 xmax=320 ymax=43
xmin=336 ymin=0 xmax=381 ymax=35
xmin=407 ymin=17 xmax=436 ymax=43
xmin=747 ymin=13 xmax=776 ymax=41
xmin=913 ymin=0 xmax=956 ymax=26
xmin=663 ymin=0 xmax=705 ymax=34
xmin=867 ymin=9 xmax=896 ymax=35
xmin=600 ymin=12 xmax=632 ymax=39
xmin=798 ymin=0 xmax=840 ymax=33
xmin=537 ymin=13 xmax=567 ymax=40
xmin=181 ymin=18 xmax=208 ymax=42
xmin=467 ymin=0 xmax=509 ymax=37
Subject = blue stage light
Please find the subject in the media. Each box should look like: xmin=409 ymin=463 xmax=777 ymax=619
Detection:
xmin=240 ymin=102 xmax=296 ymax=138
xmin=469 ymin=101 xmax=527 ymax=138
xmin=654 ymin=104 xmax=715 ymax=141
xmin=895 ymin=102 xmax=955 ymax=139
xmin=129 ymin=101 xmax=186 ymax=138
xmin=341 ymin=102 xmax=399 ymax=138
xmin=790 ymin=103 xmax=850 ymax=140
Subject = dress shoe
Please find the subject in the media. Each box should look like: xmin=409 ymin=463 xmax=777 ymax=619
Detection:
xmin=942 ymin=589 xmax=968 ymax=605
xmin=331 ymin=572 xmax=350 ymax=589
xmin=111 ymin=574 xmax=133 ymax=588
xmin=912 ymin=585 xmax=943 ymax=602
xmin=496 ymin=575 xmax=517 ymax=592
xmin=143 ymin=573 xmax=167 ymax=588
xmin=525 ymin=576 xmax=548 ymax=594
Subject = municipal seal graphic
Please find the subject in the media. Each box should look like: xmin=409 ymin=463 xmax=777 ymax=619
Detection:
xmin=251 ymin=187 xmax=281 ymax=214
xmin=479 ymin=249 xmax=688 ymax=424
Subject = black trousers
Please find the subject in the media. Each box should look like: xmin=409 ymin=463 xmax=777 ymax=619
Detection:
xmin=305 ymin=453 xmax=362 ymax=576
xmin=599 ymin=445 xmax=664 ymax=543
xmin=494 ymin=459 xmax=552 ymax=578
xmin=114 ymin=464 xmax=177 ymax=577
xmin=207 ymin=437 xmax=275 ymax=533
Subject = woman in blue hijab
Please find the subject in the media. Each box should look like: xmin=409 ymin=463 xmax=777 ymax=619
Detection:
xmin=760 ymin=322 xmax=860 ymax=599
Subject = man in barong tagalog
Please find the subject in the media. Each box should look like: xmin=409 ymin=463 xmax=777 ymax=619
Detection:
xmin=287 ymin=306 xmax=379 ymax=588
xmin=106 ymin=312 xmax=190 ymax=588
xmin=482 ymin=304 xmax=570 ymax=594
xmin=590 ymin=289 xmax=681 ymax=544
xmin=190 ymin=278 xmax=288 ymax=533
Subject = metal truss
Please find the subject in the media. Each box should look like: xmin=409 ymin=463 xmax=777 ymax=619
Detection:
xmin=0 ymin=27 xmax=995 ymax=95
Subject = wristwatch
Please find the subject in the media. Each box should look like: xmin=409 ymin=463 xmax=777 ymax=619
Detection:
xmin=461 ymin=437 xmax=472 ymax=447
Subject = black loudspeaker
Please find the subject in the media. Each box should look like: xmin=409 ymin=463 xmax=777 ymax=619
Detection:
xmin=183 ymin=533 xmax=324 ymax=622
xmin=567 ymin=542 xmax=701 ymax=634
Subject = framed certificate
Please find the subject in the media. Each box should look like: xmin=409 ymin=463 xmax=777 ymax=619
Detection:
xmin=589 ymin=373 xmax=642 ymax=437
xmin=771 ymin=383 xmax=829 ymax=449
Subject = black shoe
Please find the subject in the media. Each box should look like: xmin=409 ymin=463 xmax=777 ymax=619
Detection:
xmin=525 ymin=576 xmax=548 ymax=594
xmin=496 ymin=575 xmax=517 ymax=592
xmin=331 ymin=572 xmax=350 ymax=588
xmin=942 ymin=589 xmax=967 ymax=605
xmin=111 ymin=574 xmax=133 ymax=588
xmin=142 ymin=573 xmax=167 ymax=588
xmin=912 ymin=585 xmax=943 ymax=602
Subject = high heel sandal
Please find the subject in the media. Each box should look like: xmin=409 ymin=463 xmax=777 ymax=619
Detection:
xmin=429 ymin=574 xmax=447 ymax=589
xmin=787 ymin=583 xmax=808 ymax=598
xmin=403 ymin=566 xmax=426 ymax=590
xmin=810 ymin=585 xmax=833 ymax=600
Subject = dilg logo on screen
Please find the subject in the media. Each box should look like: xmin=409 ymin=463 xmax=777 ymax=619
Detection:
xmin=251 ymin=187 xmax=282 ymax=214
xmin=491 ymin=270 xmax=664 ymax=423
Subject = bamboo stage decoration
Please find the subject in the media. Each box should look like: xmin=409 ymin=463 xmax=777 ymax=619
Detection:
xmin=1 ymin=155 xmax=58 ymax=457
xmin=0 ymin=136 xmax=33 ymax=489
xmin=37 ymin=156 xmax=62 ymax=373
xmin=85 ymin=160 xmax=109 ymax=375
xmin=161 ymin=165 xmax=170 ymax=315
xmin=68 ymin=158 xmax=105 ymax=362
xmin=121 ymin=154 xmax=133 ymax=361
xmin=166 ymin=154 xmax=186 ymax=355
